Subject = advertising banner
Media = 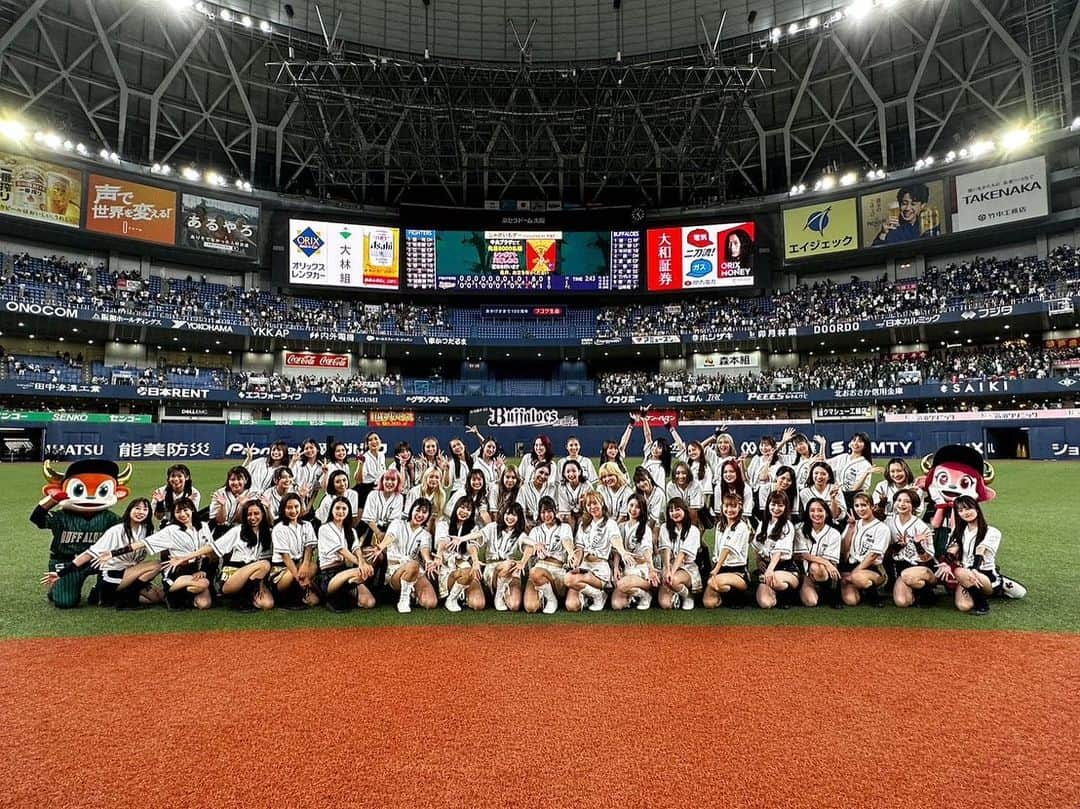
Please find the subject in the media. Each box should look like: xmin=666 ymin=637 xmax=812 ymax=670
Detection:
xmin=367 ymin=410 xmax=416 ymax=428
xmin=646 ymin=222 xmax=756 ymax=291
xmin=288 ymin=218 xmax=399 ymax=289
xmin=951 ymin=155 xmax=1048 ymax=232
xmin=782 ymin=198 xmax=858 ymax=260
xmin=179 ymin=193 xmax=259 ymax=258
xmin=861 ymin=180 xmax=947 ymax=248
xmin=0 ymin=150 xmax=81 ymax=228
xmin=283 ymin=352 xmax=351 ymax=370
xmin=85 ymin=173 xmax=177 ymax=245
xmin=467 ymin=407 xmax=580 ymax=428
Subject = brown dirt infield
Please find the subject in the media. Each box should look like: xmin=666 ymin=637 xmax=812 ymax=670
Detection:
xmin=1 ymin=625 xmax=1076 ymax=809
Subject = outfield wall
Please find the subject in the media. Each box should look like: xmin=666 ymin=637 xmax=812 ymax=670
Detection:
xmin=9 ymin=418 xmax=1080 ymax=462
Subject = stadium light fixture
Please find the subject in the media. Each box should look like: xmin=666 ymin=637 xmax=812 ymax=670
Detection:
xmin=846 ymin=0 xmax=873 ymax=23
xmin=99 ymin=148 xmax=110 ymax=159
xmin=75 ymin=142 xmax=87 ymax=155
xmin=1000 ymin=127 xmax=1031 ymax=151
xmin=769 ymin=28 xmax=781 ymax=43
xmin=788 ymin=23 xmax=799 ymax=35
xmin=259 ymin=20 xmax=272 ymax=33
xmin=42 ymin=131 xmax=62 ymax=149
xmin=240 ymin=15 xmax=252 ymax=27
xmin=219 ymin=8 xmax=231 ymax=21
xmin=839 ymin=171 xmax=857 ymax=186
xmin=944 ymin=150 xmax=956 ymax=162
xmin=0 ymin=117 xmax=28 ymax=142
xmin=820 ymin=175 xmax=836 ymax=191
xmin=109 ymin=151 xmax=120 ymax=162
xmin=807 ymin=16 xmax=820 ymax=29
xmin=968 ymin=139 xmax=994 ymax=158
xmin=1072 ymin=116 xmax=1080 ymax=132
xmin=181 ymin=166 xmax=201 ymax=181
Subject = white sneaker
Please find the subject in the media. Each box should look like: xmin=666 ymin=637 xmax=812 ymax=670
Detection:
xmin=396 ymin=581 xmax=414 ymax=613
xmin=588 ymin=590 xmax=607 ymax=611
xmin=670 ymin=593 xmax=681 ymax=610
xmin=681 ymin=593 xmax=695 ymax=610
xmin=578 ymin=589 xmax=592 ymax=611
xmin=636 ymin=591 xmax=652 ymax=610
xmin=494 ymin=578 xmax=510 ymax=611
xmin=539 ymin=583 xmax=557 ymax=614
xmin=1001 ymin=577 xmax=1027 ymax=599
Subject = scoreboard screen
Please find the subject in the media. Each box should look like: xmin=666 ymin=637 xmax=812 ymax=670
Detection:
xmin=405 ymin=229 xmax=640 ymax=293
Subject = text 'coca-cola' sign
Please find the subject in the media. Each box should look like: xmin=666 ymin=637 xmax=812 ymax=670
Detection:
xmin=283 ymin=352 xmax=351 ymax=369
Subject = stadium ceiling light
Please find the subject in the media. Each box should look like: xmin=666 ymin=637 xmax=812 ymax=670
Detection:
xmin=1000 ymin=127 xmax=1031 ymax=151
xmin=1072 ymin=116 xmax=1080 ymax=131
xmin=109 ymin=151 xmax=120 ymax=162
xmin=99 ymin=148 xmax=110 ymax=159
xmin=769 ymin=27 xmax=781 ymax=43
xmin=219 ymin=8 xmax=231 ymax=21
xmin=181 ymin=166 xmax=201 ymax=181
xmin=0 ymin=118 xmax=28 ymax=142
xmin=807 ymin=16 xmax=820 ymax=29
xmin=42 ymin=131 xmax=62 ymax=149
xmin=259 ymin=20 xmax=272 ymax=33
xmin=75 ymin=142 xmax=87 ymax=155
xmin=968 ymin=139 xmax=995 ymax=157
xmin=945 ymin=150 xmax=956 ymax=162
xmin=839 ymin=171 xmax=857 ymax=186
xmin=820 ymin=175 xmax=836 ymax=191
xmin=846 ymin=0 xmax=873 ymax=22
xmin=240 ymin=15 xmax=252 ymax=27
xmin=788 ymin=23 xmax=799 ymax=35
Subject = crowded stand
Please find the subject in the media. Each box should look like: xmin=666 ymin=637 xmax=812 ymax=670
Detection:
xmin=2 ymin=245 xmax=1078 ymax=342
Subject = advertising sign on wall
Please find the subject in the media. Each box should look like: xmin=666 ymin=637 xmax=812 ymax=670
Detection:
xmin=860 ymin=180 xmax=947 ymax=248
xmin=288 ymin=218 xmax=399 ymax=289
xmin=951 ymin=155 xmax=1048 ymax=232
xmin=179 ymin=193 xmax=259 ymax=258
xmin=85 ymin=174 xmax=177 ymax=245
xmin=0 ymin=150 xmax=81 ymax=228
xmin=781 ymin=198 xmax=859 ymax=260
xmin=283 ymin=352 xmax=351 ymax=370
xmin=467 ymin=407 xmax=580 ymax=428
xmin=646 ymin=222 xmax=756 ymax=291
xmin=367 ymin=410 xmax=416 ymax=428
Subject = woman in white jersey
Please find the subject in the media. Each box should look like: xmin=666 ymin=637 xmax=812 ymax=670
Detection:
xmin=887 ymin=488 xmax=936 ymax=608
xmin=657 ymin=497 xmax=702 ymax=611
xmin=839 ymin=492 xmax=890 ymax=607
xmin=611 ymin=493 xmax=659 ymax=611
xmin=794 ymin=497 xmax=843 ymax=608
xmin=703 ymin=493 xmax=752 ymax=609
xmin=520 ymin=496 xmax=572 ymax=614
xmin=565 ymin=491 xmax=619 ymax=612
xmin=269 ymin=493 xmax=319 ymax=609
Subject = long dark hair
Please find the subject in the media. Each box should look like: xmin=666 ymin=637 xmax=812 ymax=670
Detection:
xmin=326 ymin=469 xmax=351 ymax=496
xmin=277 ymin=492 xmax=305 ymax=525
xmin=949 ymin=495 xmax=988 ymax=548
xmin=529 ymin=434 xmax=554 ymax=463
xmin=600 ymin=439 xmax=627 ymax=474
xmin=162 ymin=464 xmax=193 ymax=513
xmin=266 ymin=441 xmax=290 ymax=469
xmin=448 ymin=495 xmax=477 ymax=537
xmin=850 ymin=431 xmax=873 ymax=465
xmin=757 ymin=491 xmax=791 ymax=543
xmin=664 ymin=496 xmax=691 ymax=543
xmin=800 ymin=496 xmax=831 ymax=539
xmin=223 ymin=465 xmax=252 ymax=490
xmin=326 ymin=495 xmax=358 ymax=549
xmin=537 ymin=495 xmax=559 ymax=524
xmin=808 ymin=460 xmax=835 ymax=488
xmin=715 ymin=493 xmax=746 ymax=532
xmin=719 ymin=459 xmax=747 ymax=498
xmin=299 ymin=438 xmax=322 ymax=465
xmin=499 ymin=502 xmax=527 ymax=540
xmin=172 ymin=497 xmax=202 ymax=529
xmin=449 ymin=436 xmax=473 ymax=480
xmin=121 ymin=497 xmax=154 ymax=542
xmin=647 ymin=437 xmax=673 ymax=477
xmin=240 ymin=501 xmax=273 ymax=552
xmin=625 ymin=492 xmax=649 ymax=546
xmin=686 ymin=441 xmax=708 ymax=482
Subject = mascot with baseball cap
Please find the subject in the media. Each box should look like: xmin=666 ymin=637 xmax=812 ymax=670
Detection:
xmin=916 ymin=444 xmax=1026 ymax=600
xmin=32 ymin=460 xmax=130 ymax=608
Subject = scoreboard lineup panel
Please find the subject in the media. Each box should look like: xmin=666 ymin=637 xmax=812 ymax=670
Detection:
xmin=405 ymin=228 xmax=641 ymax=292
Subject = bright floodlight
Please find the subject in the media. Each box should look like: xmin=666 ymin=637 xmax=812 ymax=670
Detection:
xmin=1072 ymin=116 xmax=1080 ymax=131
xmin=807 ymin=16 xmax=820 ymax=29
xmin=788 ymin=23 xmax=799 ymax=35
xmin=259 ymin=20 xmax=272 ymax=33
xmin=770 ymin=27 xmax=782 ymax=43
xmin=969 ymin=139 xmax=995 ymax=157
xmin=0 ymin=118 xmax=28 ymax=142
xmin=840 ymin=171 xmax=857 ymax=186
xmin=847 ymin=0 xmax=873 ymax=22
xmin=43 ymin=131 xmax=62 ymax=149
xmin=240 ymin=15 xmax=252 ymax=27
xmin=820 ymin=175 xmax=836 ymax=191
xmin=181 ymin=166 xmax=201 ymax=181
xmin=1001 ymin=127 xmax=1031 ymax=151
xmin=219 ymin=8 xmax=231 ymax=21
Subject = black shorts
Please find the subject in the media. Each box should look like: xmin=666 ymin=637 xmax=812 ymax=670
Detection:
xmin=97 ymin=576 xmax=123 ymax=606
xmin=164 ymin=582 xmax=196 ymax=610
xmin=317 ymin=565 xmax=348 ymax=597
xmin=894 ymin=560 xmax=934 ymax=574
xmin=774 ymin=559 xmax=800 ymax=576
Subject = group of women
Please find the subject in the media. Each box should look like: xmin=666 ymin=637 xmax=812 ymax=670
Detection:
xmin=42 ymin=421 xmax=1013 ymax=616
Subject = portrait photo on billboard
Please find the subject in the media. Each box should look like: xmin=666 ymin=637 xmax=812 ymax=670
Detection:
xmin=646 ymin=222 xmax=755 ymax=291
xmin=861 ymin=180 xmax=947 ymax=248
xmin=179 ymin=193 xmax=260 ymax=259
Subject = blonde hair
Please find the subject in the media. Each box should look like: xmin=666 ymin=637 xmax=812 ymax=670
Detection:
xmin=597 ymin=461 xmax=628 ymax=489
xmin=579 ymin=490 xmax=609 ymax=529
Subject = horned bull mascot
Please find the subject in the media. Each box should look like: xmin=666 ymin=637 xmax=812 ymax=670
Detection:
xmin=915 ymin=444 xmax=1026 ymax=600
xmin=32 ymin=460 xmax=132 ymax=608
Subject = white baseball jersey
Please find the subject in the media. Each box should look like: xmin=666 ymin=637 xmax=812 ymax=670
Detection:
xmin=658 ymin=523 xmax=702 ymax=568
xmin=752 ymin=520 xmax=796 ymax=562
xmin=830 ymin=453 xmax=873 ymax=493
xmin=479 ymin=522 xmax=524 ymax=563
xmin=556 ymin=481 xmax=591 ymax=516
xmin=208 ymin=487 xmax=250 ymax=526
xmin=359 ymin=450 xmax=387 ymax=484
xmin=794 ymin=524 xmax=842 ymax=564
xmin=576 ymin=518 xmax=619 ymax=560
xmin=526 ymin=521 xmax=572 ymax=565
xmin=87 ymin=523 xmax=149 ymax=578
xmin=713 ymin=482 xmax=755 ymax=517
xmin=874 ymin=481 xmax=921 ymax=517
xmin=315 ymin=488 xmax=360 ymax=523
xmin=517 ymin=480 xmax=558 ymax=522
xmin=847 ymin=519 xmax=891 ymax=564
xmin=714 ymin=521 xmax=751 ymax=567
xmin=143 ymin=523 xmax=214 ymax=557
xmin=600 ymin=485 xmax=633 ymax=519
xmin=212 ymin=525 xmax=272 ymax=565
xmin=271 ymin=521 xmax=317 ymax=563
xmin=959 ymin=525 xmax=1002 ymax=571
xmin=888 ymin=514 xmax=931 ymax=565
xmin=317 ymin=522 xmax=352 ymax=568
xmin=361 ymin=491 xmax=405 ymax=526
xmin=641 ymin=456 xmax=667 ymax=490
xmin=618 ymin=520 xmax=654 ymax=565
xmin=384 ymin=519 xmax=433 ymax=565
xmin=666 ymin=480 xmax=704 ymax=509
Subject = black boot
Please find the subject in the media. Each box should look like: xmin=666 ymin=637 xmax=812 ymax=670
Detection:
xmin=969 ymin=588 xmax=990 ymax=616
xmin=829 ymin=581 xmax=845 ymax=609
xmin=915 ymin=583 xmax=938 ymax=608
xmin=863 ymin=586 xmax=885 ymax=608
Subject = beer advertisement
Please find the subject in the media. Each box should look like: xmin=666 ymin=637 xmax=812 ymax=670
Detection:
xmin=0 ymin=149 xmax=81 ymax=228
xmin=179 ymin=193 xmax=260 ymax=259
xmin=860 ymin=180 xmax=947 ymax=248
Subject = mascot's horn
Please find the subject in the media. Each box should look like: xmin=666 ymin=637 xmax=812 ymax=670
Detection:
xmin=920 ymin=453 xmax=935 ymax=473
xmin=117 ymin=463 xmax=133 ymax=485
xmin=42 ymin=459 xmax=65 ymax=484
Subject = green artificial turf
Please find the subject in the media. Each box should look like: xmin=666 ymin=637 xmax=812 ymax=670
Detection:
xmin=1 ymin=458 xmax=1077 ymax=639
